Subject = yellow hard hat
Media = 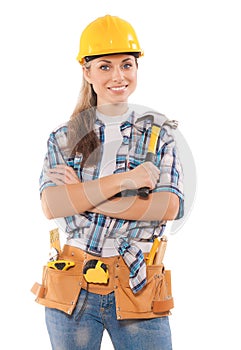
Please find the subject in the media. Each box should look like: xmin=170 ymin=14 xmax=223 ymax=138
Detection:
xmin=77 ymin=14 xmax=144 ymax=65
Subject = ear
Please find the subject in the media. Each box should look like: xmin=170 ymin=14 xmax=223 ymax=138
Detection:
xmin=82 ymin=66 xmax=92 ymax=84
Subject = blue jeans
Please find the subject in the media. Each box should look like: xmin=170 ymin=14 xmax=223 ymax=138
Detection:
xmin=45 ymin=289 xmax=172 ymax=350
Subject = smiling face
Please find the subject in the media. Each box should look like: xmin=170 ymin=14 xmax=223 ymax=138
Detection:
xmin=83 ymin=54 xmax=138 ymax=109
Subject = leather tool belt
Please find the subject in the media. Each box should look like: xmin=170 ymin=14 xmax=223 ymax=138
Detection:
xmin=31 ymin=245 xmax=174 ymax=320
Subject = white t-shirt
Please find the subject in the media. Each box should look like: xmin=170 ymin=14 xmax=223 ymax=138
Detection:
xmin=97 ymin=110 xmax=128 ymax=178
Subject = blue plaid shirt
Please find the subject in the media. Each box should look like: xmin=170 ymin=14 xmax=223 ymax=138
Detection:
xmin=39 ymin=108 xmax=184 ymax=293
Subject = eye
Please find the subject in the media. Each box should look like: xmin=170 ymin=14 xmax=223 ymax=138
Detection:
xmin=122 ymin=63 xmax=133 ymax=69
xmin=99 ymin=65 xmax=110 ymax=71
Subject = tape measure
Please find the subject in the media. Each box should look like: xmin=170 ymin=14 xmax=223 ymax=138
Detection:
xmin=47 ymin=260 xmax=75 ymax=271
xmin=83 ymin=259 xmax=109 ymax=284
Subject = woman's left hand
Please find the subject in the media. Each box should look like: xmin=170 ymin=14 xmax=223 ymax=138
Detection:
xmin=47 ymin=164 xmax=80 ymax=185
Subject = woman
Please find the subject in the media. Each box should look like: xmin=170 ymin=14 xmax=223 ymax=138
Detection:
xmin=38 ymin=14 xmax=184 ymax=350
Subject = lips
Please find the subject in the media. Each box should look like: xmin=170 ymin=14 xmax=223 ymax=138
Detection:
xmin=108 ymin=85 xmax=128 ymax=91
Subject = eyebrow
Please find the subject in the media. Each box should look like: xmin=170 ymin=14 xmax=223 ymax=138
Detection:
xmin=97 ymin=57 xmax=134 ymax=64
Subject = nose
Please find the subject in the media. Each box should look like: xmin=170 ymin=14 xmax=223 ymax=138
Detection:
xmin=112 ymin=66 xmax=124 ymax=82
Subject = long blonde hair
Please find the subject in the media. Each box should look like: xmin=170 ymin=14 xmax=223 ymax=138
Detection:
xmin=68 ymin=73 xmax=100 ymax=166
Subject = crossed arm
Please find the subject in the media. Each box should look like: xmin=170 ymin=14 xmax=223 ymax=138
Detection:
xmin=41 ymin=163 xmax=179 ymax=221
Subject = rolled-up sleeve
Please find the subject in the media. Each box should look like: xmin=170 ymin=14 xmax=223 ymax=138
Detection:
xmin=154 ymin=125 xmax=184 ymax=219
xmin=39 ymin=126 xmax=68 ymax=195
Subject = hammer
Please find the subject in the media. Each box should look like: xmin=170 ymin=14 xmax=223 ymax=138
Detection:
xmin=136 ymin=114 xmax=178 ymax=199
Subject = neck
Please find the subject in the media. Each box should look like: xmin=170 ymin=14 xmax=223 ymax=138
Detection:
xmin=97 ymin=102 xmax=128 ymax=116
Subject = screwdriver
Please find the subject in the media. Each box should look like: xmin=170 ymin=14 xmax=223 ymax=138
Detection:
xmin=154 ymin=236 xmax=168 ymax=265
xmin=146 ymin=237 xmax=161 ymax=266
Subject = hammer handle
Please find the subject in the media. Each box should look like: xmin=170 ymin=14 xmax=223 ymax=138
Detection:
xmin=138 ymin=124 xmax=161 ymax=199
xmin=137 ymin=152 xmax=157 ymax=198
xmin=137 ymin=186 xmax=150 ymax=198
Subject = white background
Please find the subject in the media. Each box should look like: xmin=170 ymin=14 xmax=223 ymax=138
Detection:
xmin=1 ymin=0 xmax=240 ymax=349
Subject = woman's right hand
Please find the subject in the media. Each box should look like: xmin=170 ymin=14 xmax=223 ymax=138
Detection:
xmin=47 ymin=165 xmax=80 ymax=185
xmin=121 ymin=162 xmax=160 ymax=191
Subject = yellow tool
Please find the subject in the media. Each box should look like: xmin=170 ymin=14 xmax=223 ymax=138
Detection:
xmin=146 ymin=237 xmax=161 ymax=266
xmin=136 ymin=115 xmax=178 ymax=199
xmin=49 ymin=228 xmax=61 ymax=261
xmin=148 ymin=125 xmax=162 ymax=155
xmin=83 ymin=259 xmax=109 ymax=284
xmin=154 ymin=236 xmax=168 ymax=265
xmin=47 ymin=260 xmax=75 ymax=271
xmin=50 ymin=228 xmax=61 ymax=252
xmin=146 ymin=236 xmax=168 ymax=266
xmin=137 ymin=120 xmax=161 ymax=198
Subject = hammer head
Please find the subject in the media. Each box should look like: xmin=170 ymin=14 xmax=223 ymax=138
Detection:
xmin=136 ymin=112 xmax=178 ymax=129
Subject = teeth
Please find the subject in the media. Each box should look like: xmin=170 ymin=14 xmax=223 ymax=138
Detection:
xmin=110 ymin=86 xmax=126 ymax=91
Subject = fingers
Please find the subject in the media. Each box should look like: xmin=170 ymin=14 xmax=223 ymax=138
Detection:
xmin=148 ymin=162 xmax=160 ymax=176
xmin=142 ymin=162 xmax=160 ymax=189
xmin=124 ymin=162 xmax=160 ymax=191
xmin=47 ymin=163 xmax=160 ymax=190
xmin=47 ymin=165 xmax=80 ymax=185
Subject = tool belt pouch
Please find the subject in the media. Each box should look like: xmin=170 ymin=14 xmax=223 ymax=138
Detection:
xmin=115 ymin=264 xmax=174 ymax=320
xmin=31 ymin=262 xmax=83 ymax=315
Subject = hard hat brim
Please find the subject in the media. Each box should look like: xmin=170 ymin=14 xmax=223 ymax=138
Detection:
xmin=83 ymin=51 xmax=142 ymax=63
